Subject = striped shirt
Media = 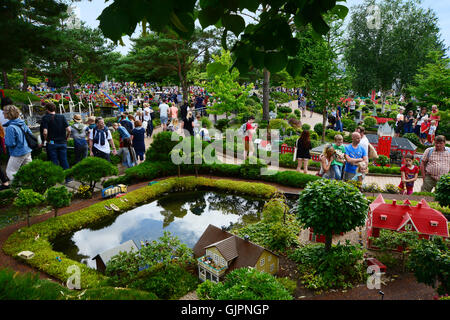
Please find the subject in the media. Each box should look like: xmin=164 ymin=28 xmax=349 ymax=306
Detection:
xmin=423 ymin=147 xmax=450 ymax=180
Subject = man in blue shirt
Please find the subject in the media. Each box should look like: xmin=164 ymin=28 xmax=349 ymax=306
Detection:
xmin=335 ymin=105 xmax=343 ymax=132
xmin=343 ymin=132 xmax=368 ymax=181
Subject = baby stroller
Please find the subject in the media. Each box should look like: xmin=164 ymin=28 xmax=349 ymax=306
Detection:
xmin=327 ymin=114 xmax=336 ymax=129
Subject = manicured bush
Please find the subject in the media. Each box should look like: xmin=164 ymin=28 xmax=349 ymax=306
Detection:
xmin=0 ymin=188 xmax=16 ymax=206
xmin=196 ymin=267 xmax=293 ymax=300
xmin=363 ymin=116 xmax=377 ymax=128
xmin=376 ymin=155 xmax=390 ymax=167
xmin=65 ymin=157 xmax=118 ymax=194
xmin=11 ymin=160 xmax=65 ymax=194
xmin=145 ymin=131 xmax=182 ymax=162
xmin=384 ymin=183 xmax=400 ymax=194
xmin=314 ymin=123 xmax=323 ymax=136
xmin=302 ymin=123 xmax=311 ymax=131
xmin=435 ymin=173 xmax=450 ymax=207
xmin=297 ymin=179 xmax=369 ymax=251
xmin=283 ymin=135 xmax=299 ymax=148
xmin=403 ymin=133 xmax=421 ymax=146
xmin=200 ymin=116 xmax=213 ymax=129
xmin=215 ymin=118 xmax=230 ymax=132
xmin=361 ymin=182 xmax=383 ymax=193
xmin=269 ymin=119 xmax=289 ymax=130
xmin=277 ymin=106 xmax=292 ymax=114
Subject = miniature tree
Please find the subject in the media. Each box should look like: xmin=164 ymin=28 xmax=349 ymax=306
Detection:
xmin=11 ymin=160 xmax=65 ymax=194
xmin=435 ymin=173 xmax=450 ymax=208
xmin=297 ymin=179 xmax=369 ymax=252
xmin=65 ymin=157 xmax=118 ymax=196
xmin=376 ymin=155 xmax=390 ymax=167
xmin=46 ymin=186 xmax=72 ymax=218
xmin=14 ymin=189 xmax=45 ymax=227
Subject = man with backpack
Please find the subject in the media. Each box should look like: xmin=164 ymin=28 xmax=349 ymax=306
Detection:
xmin=420 ymin=135 xmax=450 ymax=192
xmin=242 ymin=116 xmax=257 ymax=161
xmin=89 ymin=117 xmax=117 ymax=162
xmin=40 ymin=102 xmax=71 ymax=172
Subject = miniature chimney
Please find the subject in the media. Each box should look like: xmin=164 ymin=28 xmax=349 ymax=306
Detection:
xmin=417 ymin=202 xmax=422 ymax=208
xmin=392 ymin=199 xmax=396 ymax=206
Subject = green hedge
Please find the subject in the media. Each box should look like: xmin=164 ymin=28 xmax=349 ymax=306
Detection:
xmin=3 ymin=177 xmax=278 ymax=290
xmin=368 ymin=165 xmax=401 ymax=175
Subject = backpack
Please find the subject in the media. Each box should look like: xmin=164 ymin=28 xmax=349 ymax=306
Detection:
xmin=15 ymin=124 xmax=39 ymax=151
xmin=238 ymin=122 xmax=248 ymax=137
xmin=120 ymin=119 xmax=133 ymax=134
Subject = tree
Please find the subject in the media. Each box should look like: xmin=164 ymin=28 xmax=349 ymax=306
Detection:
xmin=297 ymin=179 xmax=369 ymax=251
xmin=45 ymin=23 xmax=115 ymax=95
xmin=206 ymin=50 xmax=253 ymax=119
xmin=118 ymin=29 xmax=219 ymax=102
xmin=97 ymin=0 xmax=349 ymax=84
xmin=407 ymin=51 xmax=450 ymax=109
xmin=0 ymin=0 xmax=67 ymax=88
xmin=14 ymin=189 xmax=45 ymax=227
xmin=345 ymin=0 xmax=444 ymax=108
xmin=65 ymin=157 xmax=118 ymax=195
xmin=11 ymin=160 xmax=65 ymax=194
xmin=46 ymin=186 xmax=72 ymax=218
xmin=408 ymin=237 xmax=450 ymax=295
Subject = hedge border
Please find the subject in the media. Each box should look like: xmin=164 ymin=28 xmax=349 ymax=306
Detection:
xmin=3 ymin=177 xmax=278 ymax=289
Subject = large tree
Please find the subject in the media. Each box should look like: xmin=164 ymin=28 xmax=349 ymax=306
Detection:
xmin=118 ymin=29 xmax=219 ymax=102
xmin=345 ymin=0 xmax=444 ymax=109
xmin=407 ymin=50 xmax=450 ymax=109
xmin=45 ymin=23 xmax=115 ymax=95
xmin=97 ymin=0 xmax=350 ymax=90
xmin=0 ymin=0 xmax=67 ymax=89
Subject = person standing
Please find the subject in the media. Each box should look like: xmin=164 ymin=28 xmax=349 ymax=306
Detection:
xmin=243 ymin=116 xmax=257 ymax=160
xmin=331 ymin=134 xmax=346 ymax=180
xmin=70 ymin=114 xmax=88 ymax=165
xmin=343 ymin=132 xmax=368 ymax=181
xmin=143 ymin=103 xmax=154 ymax=138
xmin=398 ymin=154 xmax=419 ymax=195
xmin=40 ymin=102 xmax=71 ymax=172
xmin=420 ymin=135 xmax=450 ymax=192
xmin=319 ymin=144 xmax=335 ymax=179
xmin=169 ymin=102 xmax=178 ymax=122
xmin=89 ymin=118 xmax=117 ymax=162
xmin=394 ymin=107 xmax=405 ymax=137
xmin=183 ymin=111 xmax=195 ymax=136
xmin=335 ymin=104 xmax=343 ymax=132
xmin=403 ymin=110 xmax=414 ymax=134
xmin=413 ymin=107 xmax=428 ymax=137
xmin=299 ymin=96 xmax=307 ymax=117
xmin=356 ymin=126 xmax=369 ymax=157
xmin=131 ymin=120 xmax=146 ymax=164
xmin=294 ymin=130 xmax=312 ymax=174
xmin=159 ymin=100 xmax=169 ymax=131
xmin=3 ymin=105 xmax=33 ymax=181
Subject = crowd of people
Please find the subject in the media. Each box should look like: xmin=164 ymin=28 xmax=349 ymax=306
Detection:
xmin=294 ymin=125 xmax=449 ymax=194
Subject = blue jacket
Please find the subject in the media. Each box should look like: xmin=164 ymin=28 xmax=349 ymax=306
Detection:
xmin=4 ymin=119 xmax=33 ymax=157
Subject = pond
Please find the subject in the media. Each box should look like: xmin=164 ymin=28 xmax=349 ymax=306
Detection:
xmin=52 ymin=191 xmax=267 ymax=269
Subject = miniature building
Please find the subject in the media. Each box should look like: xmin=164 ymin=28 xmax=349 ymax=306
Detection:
xmin=366 ymin=195 xmax=449 ymax=249
xmin=366 ymin=134 xmax=417 ymax=159
xmin=92 ymin=239 xmax=139 ymax=273
xmin=193 ymin=225 xmax=280 ymax=283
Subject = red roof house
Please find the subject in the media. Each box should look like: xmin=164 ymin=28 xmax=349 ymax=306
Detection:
xmin=366 ymin=195 xmax=449 ymax=249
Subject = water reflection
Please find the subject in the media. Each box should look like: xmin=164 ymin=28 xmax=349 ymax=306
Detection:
xmin=52 ymin=191 xmax=265 ymax=269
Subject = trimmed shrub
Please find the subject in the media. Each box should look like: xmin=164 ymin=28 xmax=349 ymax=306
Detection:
xmin=435 ymin=173 xmax=450 ymax=208
xmin=11 ymin=160 xmax=65 ymax=194
xmin=196 ymin=267 xmax=293 ymax=300
xmin=314 ymin=123 xmax=323 ymax=136
xmin=363 ymin=116 xmax=377 ymax=128
xmin=277 ymin=106 xmax=292 ymax=114
xmin=269 ymin=119 xmax=289 ymax=130
xmin=403 ymin=133 xmax=420 ymax=146
xmin=301 ymin=123 xmax=311 ymax=131
xmin=145 ymin=131 xmax=182 ymax=162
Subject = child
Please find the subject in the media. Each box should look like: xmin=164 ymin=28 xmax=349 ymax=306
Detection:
xmin=331 ymin=134 xmax=346 ymax=180
xmin=398 ymin=154 xmax=419 ymax=195
xmin=199 ymin=123 xmax=211 ymax=142
xmin=427 ymin=120 xmax=437 ymax=145
xmin=420 ymin=118 xmax=430 ymax=145
xmin=117 ymin=137 xmax=137 ymax=168
xmin=352 ymin=161 xmax=368 ymax=183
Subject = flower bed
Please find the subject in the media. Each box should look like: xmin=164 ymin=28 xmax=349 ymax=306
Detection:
xmin=3 ymin=177 xmax=277 ymax=289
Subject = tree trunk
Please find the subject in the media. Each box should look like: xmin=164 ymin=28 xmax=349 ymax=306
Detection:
xmin=322 ymin=106 xmax=327 ymax=143
xmin=380 ymin=90 xmax=385 ymax=113
xmin=262 ymin=68 xmax=270 ymax=121
xmin=54 ymin=208 xmax=58 ymax=218
xmin=2 ymin=70 xmax=10 ymax=89
xmin=325 ymin=234 xmax=332 ymax=252
xmin=177 ymin=165 xmax=180 ymax=178
xmin=22 ymin=67 xmax=28 ymax=92
xmin=27 ymin=210 xmax=30 ymax=227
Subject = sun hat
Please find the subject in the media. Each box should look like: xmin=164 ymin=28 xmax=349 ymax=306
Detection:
xmin=73 ymin=114 xmax=82 ymax=122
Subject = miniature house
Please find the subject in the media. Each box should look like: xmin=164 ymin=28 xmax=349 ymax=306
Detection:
xmin=92 ymin=239 xmax=139 ymax=273
xmin=366 ymin=134 xmax=417 ymax=160
xmin=366 ymin=195 xmax=449 ymax=249
xmin=193 ymin=225 xmax=280 ymax=283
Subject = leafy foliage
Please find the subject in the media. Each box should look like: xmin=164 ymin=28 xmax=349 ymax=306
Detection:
xmin=297 ymin=179 xmax=369 ymax=251
xmin=435 ymin=173 xmax=450 ymax=207
xmin=65 ymin=157 xmax=118 ymax=193
xmin=14 ymin=189 xmax=45 ymax=227
xmin=45 ymin=186 xmax=72 ymax=217
xmin=11 ymin=160 xmax=65 ymax=194
xmin=196 ymin=267 xmax=293 ymax=300
xmin=289 ymin=242 xmax=367 ymax=291
xmin=145 ymin=131 xmax=182 ymax=162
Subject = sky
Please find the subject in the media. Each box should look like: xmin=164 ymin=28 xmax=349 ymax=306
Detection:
xmin=73 ymin=0 xmax=450 ymax=56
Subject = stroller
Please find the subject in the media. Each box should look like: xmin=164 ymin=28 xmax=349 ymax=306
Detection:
xmin=327 ymin=114 xmax=336 ymax=129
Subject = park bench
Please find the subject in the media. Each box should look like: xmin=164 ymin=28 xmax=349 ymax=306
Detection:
xmin=366 ymin=257 xmax=387 ymax=273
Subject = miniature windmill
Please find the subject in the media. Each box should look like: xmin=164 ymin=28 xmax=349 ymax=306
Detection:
xmin=377 ymin=122 xmax=394 ymax=157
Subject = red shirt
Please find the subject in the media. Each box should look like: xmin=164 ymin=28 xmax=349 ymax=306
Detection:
xmin=420 ymin=122 xmax=430 ymax=134
xmin=400 ymin=165 xmax=419 ymax=187
xmin=245 ymin=122 xmax=254 ymax=141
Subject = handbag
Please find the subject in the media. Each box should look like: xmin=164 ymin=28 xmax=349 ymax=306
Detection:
xmin=368 ymin=143 xmax=378 ymax=160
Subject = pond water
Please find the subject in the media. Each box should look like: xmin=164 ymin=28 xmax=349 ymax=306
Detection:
xmin=52 ymin=191 xmax=267 ymax=269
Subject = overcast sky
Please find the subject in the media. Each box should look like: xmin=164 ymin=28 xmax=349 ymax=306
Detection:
xmin=73 ymin=0 xmax=450 ymax=56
